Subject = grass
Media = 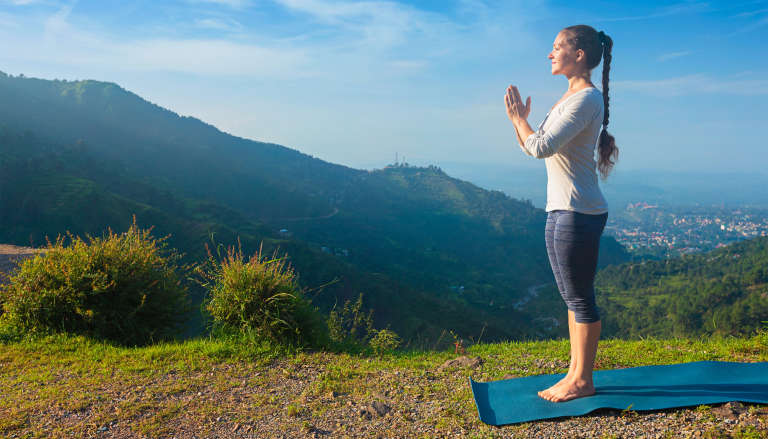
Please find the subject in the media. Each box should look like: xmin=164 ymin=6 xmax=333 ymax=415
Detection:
xmin=1 ymin=331 xmax=766 ymax=438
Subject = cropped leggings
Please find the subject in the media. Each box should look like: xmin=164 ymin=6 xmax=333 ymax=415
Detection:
xmin=545 ymin=210 xmax=608 ymax=323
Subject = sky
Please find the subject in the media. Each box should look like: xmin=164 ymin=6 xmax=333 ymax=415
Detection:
xmin=1 ymin=0 xmax=768 ymax=174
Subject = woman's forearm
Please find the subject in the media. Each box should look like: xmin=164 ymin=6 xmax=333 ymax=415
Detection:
xmin=515 ymin=125 xmax=525 ymax=147
xmin=514 ymin=118 xmax=535 ymax=144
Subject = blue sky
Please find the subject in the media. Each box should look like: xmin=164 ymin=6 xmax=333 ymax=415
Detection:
xmin=1 ymin=0 xmax=767 ymax=174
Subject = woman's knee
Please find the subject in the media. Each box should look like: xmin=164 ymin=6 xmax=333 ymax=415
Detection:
xmin=566 ymin=299 xmax=600 ymax=323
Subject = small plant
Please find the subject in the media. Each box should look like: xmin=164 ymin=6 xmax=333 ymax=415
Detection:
xmin=369 ymin=328 xmax=401 ymax=355
xmin=325 ymin=293 xmax=402 ymax=354
xmin=449 ymin=329 xmax=465 ymax=354
xmin=0 ymin=216 xmax=190 ymax=345
xmin=620 ymin=403 xmax=637 ymax=419
xmin=757 ymin=321 xmax=768 ymax=345
xmin=195 ymin=237 xmax=328 ymax=350
xmin=732 ymin=424 xmax=762 ymax=439
xmin=286 ymin=403 xmax=301 ymax=417
xmin=326 ymin=293 xmax=375 ymax=348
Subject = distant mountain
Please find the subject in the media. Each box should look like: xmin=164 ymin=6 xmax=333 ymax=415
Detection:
xmin=0 ymin=72 xmax=630 ymax=346
xmin=439 ymin=161 xmax=768 ymax=210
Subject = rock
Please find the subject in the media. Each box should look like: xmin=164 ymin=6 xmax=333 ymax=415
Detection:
xmin=501 ymin=374 xmax=518 ymax=380
xmin=370 ymin=400 xmax=391 ymax=416
xmin=712 ymin=401 xmax=747 ymax=420
xmin=534 ymin=358 xmax=569 ymax=369
xmin=358 ymin=401 xmax=391 ymax=420
xmin=359 ymin=406 xmax=373 ymax=420
xmin=437 ymin=356 xmax=484 ymax=372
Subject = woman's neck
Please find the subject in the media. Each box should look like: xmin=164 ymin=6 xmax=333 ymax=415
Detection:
xmin=566 ymin=73 xmax=593 ymax=91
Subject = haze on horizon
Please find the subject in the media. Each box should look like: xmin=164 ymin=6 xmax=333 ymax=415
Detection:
xmin=1 ymin=0 xmax=767 ymax=175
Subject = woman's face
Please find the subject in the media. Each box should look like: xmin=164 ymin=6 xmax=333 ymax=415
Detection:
xmin=549 ymin=31 xmax=584 ymax=76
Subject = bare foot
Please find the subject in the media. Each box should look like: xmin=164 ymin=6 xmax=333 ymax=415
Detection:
xmin=537 ymin=378 xmax=595 ymax=402
xmin=538 ymin=374 xmax=570 ymax=400
xmin=537 ymin=365 xmax=576 ymax=400
xmin=537 ymin=377 xmax=566 ymax=401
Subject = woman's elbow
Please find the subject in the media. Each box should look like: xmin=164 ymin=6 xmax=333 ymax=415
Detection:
xmin=532 ymin=147 xmax=555 ymax=159
xmin=524 ymin=138 xmax=554 ymax=158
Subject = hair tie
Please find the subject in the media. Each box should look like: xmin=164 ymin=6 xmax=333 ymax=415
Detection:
xmin=598 ymin=30 xmax=606 ymax=45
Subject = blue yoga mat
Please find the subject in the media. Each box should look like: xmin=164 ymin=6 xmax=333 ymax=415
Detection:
xmin=470 ymin=361 xmax=768 ymax=426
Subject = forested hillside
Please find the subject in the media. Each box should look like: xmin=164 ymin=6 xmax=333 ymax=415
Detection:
xmin=594 ymin=236 xmax=768 ymax=338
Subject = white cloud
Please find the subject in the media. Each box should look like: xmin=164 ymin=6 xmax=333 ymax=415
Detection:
xmin=613 ymin=73 xmax=768 ymax=96
xmin=729 ymin=14 xmax=768 ymax=34
xmin=731 ymin=7 xmax=768 ymax=18
xmin=0 ymin=0 xmax=539 ymax=83
xmin=124 ymin=39 xmax=314 ymax=77
xmin=186 ymin=0 xmax=253 ymax=9
xmin=593 ymin=1 xmax=711 ymax=22
xmin=273 ymin=0 xmax=454 ymax=50
xmin=656 ymin=51 xmax=692 ymax=62
xmin=0 ymin=7 xmax=314 ymax=79
xmin=193 ymin=17 xmax=244 ymax=31
xmin=42 ymin=2 xmax=71 ymax=34
xmin=2 ymin=0 xmax=48 ymax=5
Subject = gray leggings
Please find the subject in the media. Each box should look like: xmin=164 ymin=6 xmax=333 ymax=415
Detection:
xmin=545 ymin=210 xmax=608 ymax=323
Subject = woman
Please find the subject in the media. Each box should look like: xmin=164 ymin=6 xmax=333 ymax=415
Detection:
xmin=504 ymin=24 xmax=619 ymax=403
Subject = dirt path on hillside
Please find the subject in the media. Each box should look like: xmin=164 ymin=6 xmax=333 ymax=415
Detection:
xmin=275 ymin=207 xmax=340 ymax=222
xmin=514 ymin=282 xmax=553 ymax=310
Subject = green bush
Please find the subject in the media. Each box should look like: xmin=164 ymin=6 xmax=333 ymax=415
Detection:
xmin=196 ymin=239 xmax=329 ymax=350
xmin=369 ymin=328 xmax=401 ymax=355
xmin=325 ymin=292 xmax=402 ymax=354
xmin=326 ymin=292 xmax=376 ymax=349
xmin=0 ymin=216 xmax=190 ymax=345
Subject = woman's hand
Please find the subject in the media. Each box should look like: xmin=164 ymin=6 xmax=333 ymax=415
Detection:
xmin=505 ymin=85 xmax=531 ymax=125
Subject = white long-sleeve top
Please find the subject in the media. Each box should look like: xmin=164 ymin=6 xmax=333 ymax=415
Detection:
xmin=519 ymin=86 xmax=609 ymax=214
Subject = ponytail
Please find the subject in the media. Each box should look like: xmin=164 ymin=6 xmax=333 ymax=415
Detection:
xmin=597 ymin=31 xmax=618 ymax=180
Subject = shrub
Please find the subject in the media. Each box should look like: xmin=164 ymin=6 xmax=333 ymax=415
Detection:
xmin=325 ymin=292 xmax=401 ymax=354
xmin=0 ymin=216 xmax=190 ymax=345
xmin=326 ymin=293 xmax=376 ymax=348
xmin=196 ymin=238 xmax=329 ymax=350
xmin=369 ymin=328 xmax=401 ymax=355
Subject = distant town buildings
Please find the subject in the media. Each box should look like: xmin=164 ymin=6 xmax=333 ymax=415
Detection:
xmin=605 ymin=204 xmax=768 ymax=258
xmin=320 ymin=246 xmax=349 ymax=257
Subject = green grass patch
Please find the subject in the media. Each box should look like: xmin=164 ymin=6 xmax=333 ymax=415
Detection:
xmin=1 ymin=331 xmax=766 ymax=437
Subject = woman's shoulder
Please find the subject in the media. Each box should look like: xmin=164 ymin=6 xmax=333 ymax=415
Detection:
xmin=562 ymin=87 xmax=603 ymax=114
xmin=580 ymin=86 xmax=603 ymax=101
xmin=585 ymin=86 xmax=603 ymax=101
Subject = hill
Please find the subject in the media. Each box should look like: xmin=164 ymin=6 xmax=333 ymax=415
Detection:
xmin=595 ymin=236 xmax=768 ymax=338
xmin=514 ymin=236 xmax=768 ymax=340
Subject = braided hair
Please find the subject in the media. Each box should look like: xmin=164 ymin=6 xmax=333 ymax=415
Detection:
xmin=563 ymin=25 xmax=618 ymax=180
